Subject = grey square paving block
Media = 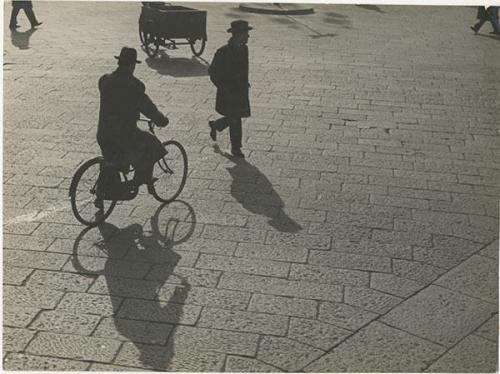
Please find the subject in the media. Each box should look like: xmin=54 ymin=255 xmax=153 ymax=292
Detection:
xmin=4 ymin=285 xmax=64 ymax=309
xmin=197 ymin=307 xmax=289 ymax=336
xmin=435 ymin=254 xmax=498 ymax=303
xmin=308 ymin=250 xmax=392 ymax=273
xmin=247 ymin=293 xmax=318 ymax=319
xmin=318 ymin=302 xmax=378 ymax=331
xmin=393 ymin=259 xmax=448 ymax=283
xmin=381 ymin=285 xmax=498 ymax=347
xmin=3 ymin=327 xmax=36 ymax=353
xmin=235 ymin=242 xmax=308 ymax=263
xmin=26 ymin=332 xmax=122 ymax=362
xmin=474 ymin=314 xmax=499 ymax=342
xmin=479 ymin=240 xmax=499 ymax=260
xmin=344 ymin=285 xmax=403 ymax=314
xmin=225 ymin=356 xmax=283 ymax=372
xmin=3 ymin=249 xmax=69 ymax=271
xmin=370 ymin=272 xmax=425 ymax=298
xmin=117 ymin=298 xmax=201 ymax=325
xmin=3 ymin=305 xmax=40 ymax=328
xmin=289 ymin=263 xmax=370 ymax=287
xmin=30 ymin=310 xmax=101 ymax=335
xmin=93 ymin=317 xmax=173 ymax=345
xmin=113 ymin=341 xmax=225 ymax=371
xmin=288 ymin=317 xmax=352 ymax=351
xmin=3 ymin=353 xmax=89 ymax=371
xmin=256 ymin=335 xmax=324 ymax=372
xmin=195 ymin=253 xmax=290 ymax=277
xmin=303 ymin=321 xmax=446 ymax=372
xmin=26 ymin=269 xmax=94 ymax=292
xmin=2 ymin=266 xmax=33 ymax=285
xmin=426 ymin=335 xmax=498 ymax=373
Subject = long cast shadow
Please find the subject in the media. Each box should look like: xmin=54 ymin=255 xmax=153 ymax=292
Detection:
xmin=72 ymin=201 xmax=196 ymax=370
xmin=356 ymin=4 xmax=385 ymax=13
xmin=214 ymin=145 xmax=302 ymax=233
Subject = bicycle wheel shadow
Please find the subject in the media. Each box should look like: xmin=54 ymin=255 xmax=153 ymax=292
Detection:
xmin=213 ymin=144 xmax=302 ymax=233
xmin=145 ymin=51 xmax=209 ymax=77
xmin=72 ymin=200 xmax=196 ymax=370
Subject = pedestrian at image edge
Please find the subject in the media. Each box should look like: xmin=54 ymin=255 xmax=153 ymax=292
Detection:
xmin=208 ymin=20 xmax=253 ymax=159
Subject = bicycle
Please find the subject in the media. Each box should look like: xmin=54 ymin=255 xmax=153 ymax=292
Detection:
xmin=69 ymin=119 xmax=188 ymax=227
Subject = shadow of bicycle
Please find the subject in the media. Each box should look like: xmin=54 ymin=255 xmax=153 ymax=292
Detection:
xmin=72 ymin=200 xmax=196 ymax=370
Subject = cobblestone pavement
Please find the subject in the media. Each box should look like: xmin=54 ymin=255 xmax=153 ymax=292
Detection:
xmin=3 ymin=2 xmax=499 ymax=372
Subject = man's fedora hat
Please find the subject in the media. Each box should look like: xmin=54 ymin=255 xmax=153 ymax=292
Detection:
xmin=114 ymin=47 xmax=141 ymax=65
xmin=227 ymin=20 xmax=253 ymax=33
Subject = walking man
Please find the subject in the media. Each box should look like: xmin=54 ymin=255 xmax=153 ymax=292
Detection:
xmin=471 ymin=6 xmax=500 ymax=35
xmin=208 ymin=20 xmax=253 ymax=158
xmin=9 ymin=0 xmax=42 ymax=30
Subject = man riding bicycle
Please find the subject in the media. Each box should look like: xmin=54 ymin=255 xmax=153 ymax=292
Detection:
xmin=95 ymin=47 xmax=169 ymax=209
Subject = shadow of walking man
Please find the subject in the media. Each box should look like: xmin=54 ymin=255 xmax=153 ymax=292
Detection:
xmin=214 ymin=145 xmax=302 ymax=233
xmin=10 ymin=28 xmax=36 ymax=50
xmin=72 ymin=201 xmax=196 ymax=370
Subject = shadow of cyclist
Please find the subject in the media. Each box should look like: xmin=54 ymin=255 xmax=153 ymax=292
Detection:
xmin=72 ymin=200 xmax=196 ymax=370
xmin=213 ymin=145 xmax=302 ymax=233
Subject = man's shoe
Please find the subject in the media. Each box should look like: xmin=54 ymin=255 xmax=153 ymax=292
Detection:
xmin=9 ymin=24 xmax=20 ymax=29
xmin=209 ymin=121 xmax=217 ymax=141
xmin=470 ymin=26 xmax=478 ymax=33
xmin=31 ymin=22 xmax=42 ymax=28
xmin=231 ymin=148 xmax=245 ymax=158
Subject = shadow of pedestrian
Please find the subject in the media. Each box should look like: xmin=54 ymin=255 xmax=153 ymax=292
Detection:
xmin=356 ymin=4 xmax=385 ymax=13
xmin=145 ymin=52 xmax=209 ymax=77
xmin=213 ymin=145 xmax=302 ymax=233
xmin=71 ymin=200 xmax=196 ymax=370
xmin=10 ymin=28 xmax=37 ymax=50
xmin=323 ymin=12 xmax=352 ymax=28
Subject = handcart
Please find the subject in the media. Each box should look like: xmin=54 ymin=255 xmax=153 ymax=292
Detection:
xmin=139 ymin=2 xmax=207 ymax=58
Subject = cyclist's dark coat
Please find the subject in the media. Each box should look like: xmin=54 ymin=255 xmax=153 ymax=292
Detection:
xmin=97 ymin=68 xmax=166 ymax=170
xmin=208 ymin=42 xmax=250 ymax=118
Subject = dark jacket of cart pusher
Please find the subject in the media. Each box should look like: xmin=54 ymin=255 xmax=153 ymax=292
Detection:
xmin=139 ymin=3 xmax=207 ymax=57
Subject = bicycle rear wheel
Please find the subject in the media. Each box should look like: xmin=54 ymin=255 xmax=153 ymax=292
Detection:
xmin=150 ymin=140 xmax=188 ymax=204
xmin=70 ymin=158 xmax=116 ymax=226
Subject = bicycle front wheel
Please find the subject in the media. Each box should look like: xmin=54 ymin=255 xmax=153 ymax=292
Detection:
xmin=150 ymin=140 xmax=188 ymax=204
xmin=70 ymin=158 xmax=116 ymax=226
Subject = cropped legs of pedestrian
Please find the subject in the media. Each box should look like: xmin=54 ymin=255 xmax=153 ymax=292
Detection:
xmin=9 ymin=1 xmax=42 ymax=30
xmin=209 ymin=117 xmax=243 ymax=155
xmin=471 ymin=6 xmax=500 ymax=35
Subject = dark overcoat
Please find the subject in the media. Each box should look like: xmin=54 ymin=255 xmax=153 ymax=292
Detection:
xmin=208 ymin=43 xmax=251 ymax=118
xmin=97 ymin=68 xmax=166 ymax=170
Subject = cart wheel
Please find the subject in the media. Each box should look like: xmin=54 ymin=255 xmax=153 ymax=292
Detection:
xmin=189 ymin=38 xmax=206 ymax=57
xmin=140 ymin=24 xmax=159 ymax=58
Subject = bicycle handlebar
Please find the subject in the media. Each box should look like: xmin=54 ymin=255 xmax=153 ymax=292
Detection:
xmin=138 ymin=118 xmax=161 ymax=134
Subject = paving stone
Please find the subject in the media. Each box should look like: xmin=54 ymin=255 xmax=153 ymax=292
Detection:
xmin=115 ymin=341 xmax=225 ymax=371
xmin=265 ymin=231 xmax=331 ymax=249
xmin=3 ymin=305 xmax=40 ymax=328
xmin=381 ymin=285 xmax=498 ymax=347
xmin=426 ymin=335 xmax=498 ymax=373
xmin=225 ymin=356 xmax=282 ymax=372
xmin=344 ymin=286 xmax=403 ymax=314
xmin=26 ymin=270 xmax=94 ymax=292
xmin=474 ymin=314 xmax=498 ymax=342
xmin=329 ymin=239 xmax=413 ymax=259
xmin=325 ymin=211 xmax=393 ymax=229
xmin=57 ymin=292 xmax=122 ymax=316
xmin=117 ymin=298 xmax=201 ymax=325
xmin=351 ymin=201 xmax=412 ymax=219
xmin=26 ymin=332 xmax=122 ymax=362
xmin=219 ymin=273 xmax=343 ymax=302
xmin=198 ymin=307 xmax=289 ymax=336
xmin=196 ymin=253 xmax=290 ymax=277
xmin=3 ymin=234 xmax=54 ymax=251
xmin=435 ymin=255 xmax=498 ymax=303
xmin=451 ymin=222 xmax=498 ymax=244
xmin=30 ymin=310 xmax=101 ymax=335
xmin=3 ymin=249 xmax=68 ymax=270
xmin=202 ymin=225 xmax=266 ymax=243
xmin=3 ymin=327 xmax=36 ymax=353
xmin=393 ymin=259 xmax=447 ymax=283
xmin=3 ymin=353 xmax=89 ymax=371
xmin=235 ymin=242 xmax=308 ymax=263
xmin=63 ymin=255 xmax=153 ymax=278
xmin=304 ymin=321 xmax=446 ymax=372
xmin=288 ymin=317 xmax=352 ymax=351
xmin=146 ymin=266 xmax=221 ymax=288
xmin=173 ymin=238 xmax=237 ymax=256
xmin=289 ymin=263 xmax=369 ymax=287
xmin=4 ymin=285 xmax=64 ymax=309
xmin=370 ymin=273 xmax=425 ymax=298
xmin=247 ymin=293 xmax=318 ymax=319
xmin=372 ymin=229 xmax=432 ymax=247
xmin=94 ymin=317 xmax=173 ymax=345
xmin=3 ymin=266 xmax=33 ymax=285
xmin=256 ymin=336 xmax=324 ymax=372
xmin=318 ymin=302 xmax=378 ymax=331
xmin=89 ymin=363 xmax=148 ymax=371
xmin=308 ymin=251 xmax=392 ymax=273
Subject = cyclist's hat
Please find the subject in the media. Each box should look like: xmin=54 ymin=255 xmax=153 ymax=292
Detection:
xmin=227 ymin=20 xmax=253 ymax=33
xmin=115 ymin=47 xmax=142 ymax=65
